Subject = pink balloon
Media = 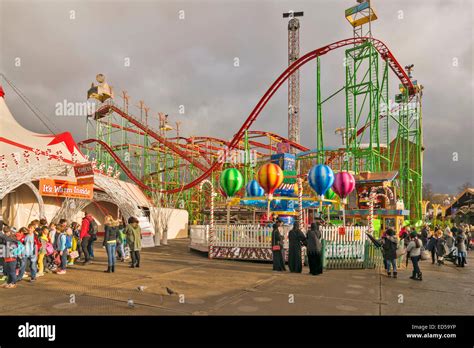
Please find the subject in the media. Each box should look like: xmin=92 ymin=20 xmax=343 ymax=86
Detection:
xmin=332 ymin=172 xmax=355 ymax=199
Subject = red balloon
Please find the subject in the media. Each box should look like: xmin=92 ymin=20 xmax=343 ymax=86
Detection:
xmin=332 ymin=172 xmax=355 ymax=199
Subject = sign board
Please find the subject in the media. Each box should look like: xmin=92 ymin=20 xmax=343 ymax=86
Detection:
xmin=277 ymin=142 xmax=290 ymax=154
xmin=39 ymin=178 xmax=93 ymax=200
xmin=138 ymin=216 xmax=155 ymax=248
xmin=74 ymin=162 xmax=94 ymax=185
xmin=338 ymin=226 xmax=346 ymax=236
xmin=77 ymin=176 xmax=95 ymax=185
xmin=325 ymin=243 xmax=365 ymax=260
xmin=74 ymin=162 xmax=94 ymax=177
xmin=354 ymin=228 xmax=361 ymax=241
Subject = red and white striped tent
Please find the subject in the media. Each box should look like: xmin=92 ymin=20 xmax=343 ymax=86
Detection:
xmin=0 ymin=84 xmax=151 ymax=230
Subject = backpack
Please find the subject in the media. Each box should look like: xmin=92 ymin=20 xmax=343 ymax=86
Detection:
xmin=88 ymin=219 xmax=98 ymax=236
xmin=11 ymin=241 xmax=25 ymax=257
xmin=66 ymin=235 xmax=73 ymax=249
xmin=46 ymin=242 xmax=54 ymax=255
xmin=118 ymin=228 xmax=126 ymax=243
xmin=382 ymin=238 xmax=396 ymax=252
xmin=55 ymin=233 xmax=65 ymax=251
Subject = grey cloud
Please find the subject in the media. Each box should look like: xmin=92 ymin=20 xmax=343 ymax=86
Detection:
xmin=0 ymin=0 xmax=472 ymax=194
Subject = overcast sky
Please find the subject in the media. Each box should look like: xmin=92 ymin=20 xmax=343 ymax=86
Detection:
xmin=0 ymin=0 xmax=472 ymax=194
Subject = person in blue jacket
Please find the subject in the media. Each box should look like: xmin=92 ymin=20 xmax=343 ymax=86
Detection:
xmin=17 ymin=225 xmax=37 ymax=283
xmin=56 ymin=228 xmax=71 ymax=275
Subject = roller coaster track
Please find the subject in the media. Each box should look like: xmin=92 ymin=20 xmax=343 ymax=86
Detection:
xmin=94 ymin=103 xmax=209 ymax=172
xmin=85 ymin=37 xmax=414 ymax=193
xmin=246 ymin=131 xmax=309 ymax=152
xmin=79 ymin=138 xmax=156 ymax=191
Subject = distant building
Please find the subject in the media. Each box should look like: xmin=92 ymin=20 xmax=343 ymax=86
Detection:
xmin=445 ymin=188 xmax=474 ymax=224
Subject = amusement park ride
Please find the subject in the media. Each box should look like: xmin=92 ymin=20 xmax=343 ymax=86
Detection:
xmin=79 ymin=0 xmax=423 ymax=240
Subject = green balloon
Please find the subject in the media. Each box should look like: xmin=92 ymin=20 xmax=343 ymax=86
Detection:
xmin=325 ymin=188 xmax=336 ymax=200
xmin=219 ymin=168 xmax=244 ymax=197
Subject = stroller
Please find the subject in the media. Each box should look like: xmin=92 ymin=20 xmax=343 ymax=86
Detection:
xmin=444 ymin=246 xmax=458 ymax=265
xmin=44 ymin=252 xmax=60 ymax=272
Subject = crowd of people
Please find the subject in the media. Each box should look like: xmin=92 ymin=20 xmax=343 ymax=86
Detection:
xmin=0 ymin=212 xmax=142 ymax=289
xmin=379 ymin=222 xmax=471 ymax=281
xmin=270 ymin=218 xmax=471 ymax=281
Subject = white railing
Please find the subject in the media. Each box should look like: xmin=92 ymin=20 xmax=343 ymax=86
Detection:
xmin=189 ymin=225 xmax=209 ymax=249
xmin=213 ymin=224 xmax=274 ymax=248
xmin=320 ymin=226 xmax=368 ymax=243
xmin=191 ymin=224 xmax=369 ymax=255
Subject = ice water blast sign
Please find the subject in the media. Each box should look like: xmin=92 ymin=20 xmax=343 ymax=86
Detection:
xmin=257 ymin=163 xmax=284 ymax=198
xmin=246 ymin=180 xmax=264 ymax=197
xmin=332 ymin=172 xmax=356 ymax=203
xmin=308 ymin=164 xmax=335 ymax=198
xmin=219 ymin=168 xmax=243 ymax=198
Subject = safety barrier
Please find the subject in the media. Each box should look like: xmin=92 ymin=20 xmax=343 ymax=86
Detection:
xmin=190 ymin=224 xmax=407 ymax=269
xmin=322 ymin=238 xmax=407 ymax=270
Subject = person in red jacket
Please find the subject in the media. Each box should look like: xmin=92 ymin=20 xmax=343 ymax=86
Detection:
xmin=80 ymin=212 xmax=94 ymax=264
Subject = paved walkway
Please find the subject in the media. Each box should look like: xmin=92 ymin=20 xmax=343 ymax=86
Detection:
xmin=1 ymin=239 xmax=473 ymax=315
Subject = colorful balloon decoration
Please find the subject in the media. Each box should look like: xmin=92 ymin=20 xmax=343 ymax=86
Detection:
xmin=332 ymin=171 xmax=356 ymax=203
xmin=219 ymin=168 xmax=243 ymax=198
xmin=246 ymin=180 xmax=264 ymax=197
xmin=332 ymin=171 xmax=356 ymax=227
xmin=257 ymin=163 xmax=284 ymax=220
xmin=307 ymin=164 xmax=335 ymax=198
xmin=325 ymin=188 xmax=336 ymax=200
xmin=257 ymin=163 xmax=284 ymax=198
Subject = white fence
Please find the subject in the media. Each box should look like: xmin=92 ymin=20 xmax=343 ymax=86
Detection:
xmin=189 ymin=225 xmax=209 ymax=252
xmin=320 ymin=226 xmax=368 ymax=243
xmin=190 ymin=224 xmax=371 ymax=263
xmin=213 ymin=224 xmax=274 ymax=248
xmin=195 ymin=224 xmax=368 ymax=249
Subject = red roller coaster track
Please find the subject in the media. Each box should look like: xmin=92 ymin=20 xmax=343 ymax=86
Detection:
xmin=80 ymin=138 xmax=155 ymax=191
xmin=83 ymin=37 xmax=414 ymax=193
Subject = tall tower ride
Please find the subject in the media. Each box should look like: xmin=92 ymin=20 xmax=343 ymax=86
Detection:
xmin=283 ymin=11 xmax=303 ymax=151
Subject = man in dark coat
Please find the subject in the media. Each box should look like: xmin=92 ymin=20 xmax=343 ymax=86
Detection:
xmin=288 ymin=222 xmax=306 ymax=273
xmin=306 ymin=222 xmax=323 ymax=275
xmin=271 ymin=220 xmax=286 ymax=271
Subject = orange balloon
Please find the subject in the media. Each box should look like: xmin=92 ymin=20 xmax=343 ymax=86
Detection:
xmin=257 ymin=163 xmax=284 ymax=195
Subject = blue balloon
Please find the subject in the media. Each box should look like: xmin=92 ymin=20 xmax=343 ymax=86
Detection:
xmin=246 ymin=180 xmax=264 ymax=197
xmin=308 ymin=164 xmax=335 ymax=197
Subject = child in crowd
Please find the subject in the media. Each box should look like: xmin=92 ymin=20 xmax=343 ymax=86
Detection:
xmin=18 ymin=225 xmax=38 ymax=283
xmin=71 ymin=222 xmax=81 ymax=263
xmin=66 ymin=227 xmax=76 ymax=266
xmin=0 ymin=227 xmax=22 ymax=288
xmin=48 ymin=223 xmax=57 ymax=249
xmin=116 ymin=222 xmax=127 ymax=262
xmin=56 ymin=227 xmax=71 ymax=275
xmin=37 ymin=226 xmax=50 ymax=277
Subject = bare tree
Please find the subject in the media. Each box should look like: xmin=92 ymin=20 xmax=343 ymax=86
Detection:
xmin=422 ymin=183 xmax=434 ymax=202
xmin=150 ymin=189 xmax=184 ymax=246
xmin=457 ymin=181 xmax=472 ymax=195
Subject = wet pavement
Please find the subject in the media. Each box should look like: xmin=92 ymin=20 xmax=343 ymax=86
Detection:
xmin=1 ymin=239 xmax=472 ymax=315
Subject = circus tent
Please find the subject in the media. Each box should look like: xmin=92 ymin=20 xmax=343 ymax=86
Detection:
xmin=0 ymin=84 xmax=151 ymax=231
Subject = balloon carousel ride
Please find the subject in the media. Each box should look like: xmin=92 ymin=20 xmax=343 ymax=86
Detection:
xmin=205 ymin=163 xmax=345 ymax=261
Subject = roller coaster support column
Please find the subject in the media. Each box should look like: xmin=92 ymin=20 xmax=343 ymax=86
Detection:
xmin=297 ymin=177 xmax=303 ymax=226
xmin=199 ymin=179 xmax=215 ymax=259
xmin=316 ymin=56 xmax=324 ymax=164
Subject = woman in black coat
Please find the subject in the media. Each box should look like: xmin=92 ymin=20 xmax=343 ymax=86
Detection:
xmin=271 ymin=221 xmax=286 ymax=271
xmin=288 ymin=222 xmax=306 ymax=273
xmin=306 ymin=222 xmax=323 ymax=275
